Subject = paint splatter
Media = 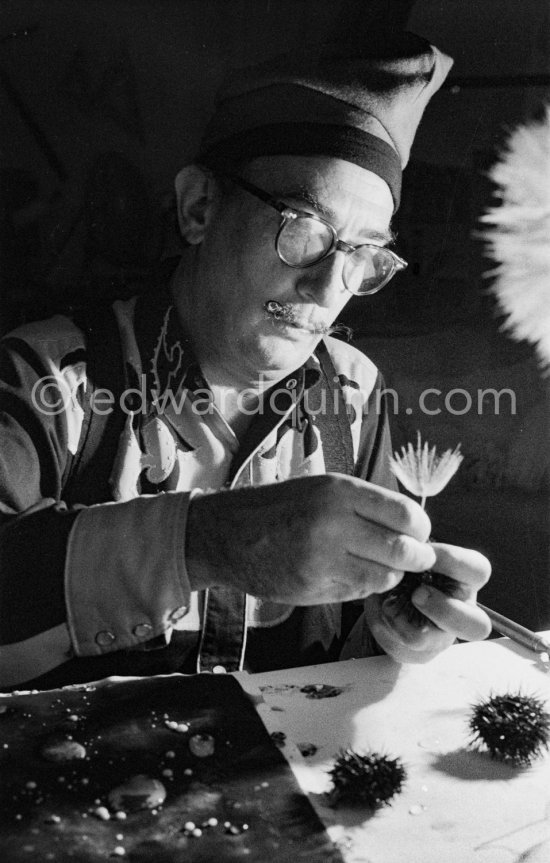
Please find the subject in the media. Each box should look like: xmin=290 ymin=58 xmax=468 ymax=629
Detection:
xmin=300 ymin=684 xmax=343 ymax=699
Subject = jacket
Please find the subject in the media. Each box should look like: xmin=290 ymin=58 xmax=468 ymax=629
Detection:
xmin=0 ymin=285 xmax=395 ymax=689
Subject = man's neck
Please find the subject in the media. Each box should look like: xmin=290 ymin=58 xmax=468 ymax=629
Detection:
xmin=203 ymin=366 xmax=286 ymax=439
xmin=204 ymin=379 xmax=255 ymax=439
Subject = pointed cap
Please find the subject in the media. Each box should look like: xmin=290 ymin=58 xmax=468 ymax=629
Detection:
xmin=198 ymin=29 xmax=453 ymax=210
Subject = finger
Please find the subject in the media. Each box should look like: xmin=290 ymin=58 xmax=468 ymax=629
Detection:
xmin=353 ymin=482 xmax=432 ymax=542
xmin=364 ymin=594 xmax=455 ymax=658
xmin=344 ymin=553 xmax=405 ymax=596
xmin=411 ymin=585 xmax=492 ymax=641
xmin=429 ymin=542 xmax=492 ymax=593
xmin=345 ymin=519 xmax=436 ymax=573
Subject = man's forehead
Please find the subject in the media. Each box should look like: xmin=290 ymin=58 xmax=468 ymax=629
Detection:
xmin=245 ymin=155 xmax=394 ymax=232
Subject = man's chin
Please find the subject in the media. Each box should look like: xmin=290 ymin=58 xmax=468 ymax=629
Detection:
xmin=255 ymin=329 xmax=319 ymax=371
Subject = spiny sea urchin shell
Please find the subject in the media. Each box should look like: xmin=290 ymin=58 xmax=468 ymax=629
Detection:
xmin=328 ymin=748 xmax=406 ymax=808
xmin=469 ymin=692 xmax=550 ymax=765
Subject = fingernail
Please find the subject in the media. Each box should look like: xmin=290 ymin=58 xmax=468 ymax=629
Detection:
xmin=414 ymin=585 xmax=431 ymax=607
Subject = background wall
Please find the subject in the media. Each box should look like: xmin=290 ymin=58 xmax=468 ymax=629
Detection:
xmin=1 ymin=0 xmax=549 ymax=627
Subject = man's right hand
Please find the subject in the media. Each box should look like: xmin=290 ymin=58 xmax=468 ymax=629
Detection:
xmin=185 ymin=474 xmax=435 ymax=605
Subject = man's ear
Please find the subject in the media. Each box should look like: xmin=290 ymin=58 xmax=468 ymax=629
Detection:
xmin=174 ymin=165 xmax=219 ymax=244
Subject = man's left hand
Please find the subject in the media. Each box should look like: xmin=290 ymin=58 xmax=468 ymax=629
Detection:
xmin=363 ymin=542 xmax=492 ymax=663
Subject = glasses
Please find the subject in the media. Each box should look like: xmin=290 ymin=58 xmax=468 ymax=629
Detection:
xmin=226 ymin=174 xmax=407 ymax=295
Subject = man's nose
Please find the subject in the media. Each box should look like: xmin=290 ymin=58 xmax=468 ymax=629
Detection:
xmin=294 ymin=253 xmax=347 ymax=307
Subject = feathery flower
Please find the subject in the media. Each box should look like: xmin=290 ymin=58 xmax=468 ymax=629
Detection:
xmin=481 ymin=105 xmax=550 ymax=370
xmin=389 ymin=432 xmax=463 ymax=507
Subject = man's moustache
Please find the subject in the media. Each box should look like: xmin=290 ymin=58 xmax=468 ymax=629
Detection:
xmin=264 ymin=301 xmax=352 ymax=340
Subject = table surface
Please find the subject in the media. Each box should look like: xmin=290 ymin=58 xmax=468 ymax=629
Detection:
xmin=235 ymin=636 xmax=550 ymax=863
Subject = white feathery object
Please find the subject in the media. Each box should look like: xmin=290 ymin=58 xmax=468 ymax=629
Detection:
xmin=389 ymin=432 xmax=463 ymax=508
xmin=481 ymin=105 xmax=550 ymax=370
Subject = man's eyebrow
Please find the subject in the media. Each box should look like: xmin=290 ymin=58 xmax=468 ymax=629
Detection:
xmin=367 ymin=227 xmax=397 ymax=245
xmin=282 ymin=187 xmax=396 ymax=245
xmin=283 ymin=188 xmax=337 ymax=220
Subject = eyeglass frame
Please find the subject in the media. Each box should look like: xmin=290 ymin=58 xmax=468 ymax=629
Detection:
xmin=221 ymin=172 xmax=407 ymax=295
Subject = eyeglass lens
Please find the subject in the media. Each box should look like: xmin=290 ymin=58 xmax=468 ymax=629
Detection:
xmin=277 ymin=216 xmax=394 ymax=294
xmin=277 ymin=216 xmax=332 ymax=267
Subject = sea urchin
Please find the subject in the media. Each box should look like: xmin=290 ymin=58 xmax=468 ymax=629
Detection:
xmin=469 ymin=692 xmax=550 ymax=766
xmin=328 ymin=748 xmax=406 ymax=808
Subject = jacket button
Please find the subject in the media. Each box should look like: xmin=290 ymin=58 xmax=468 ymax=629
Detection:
xmin=133 ymin=623 xmax=153 ymax=638
xmin=212 ymin=665 xmax=227 ymax=674
xmin=95 ymin=630 xmax=116 ymax=646
xmin=169 ymin=606 xmax=187 ymax=623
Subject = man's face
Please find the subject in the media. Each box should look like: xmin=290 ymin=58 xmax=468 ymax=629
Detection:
xmin=178 ymin=155 xmax=394 ymax=386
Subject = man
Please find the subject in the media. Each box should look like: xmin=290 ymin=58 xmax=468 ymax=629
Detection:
xmin=0 ymin=30 xmax=491 ymax=690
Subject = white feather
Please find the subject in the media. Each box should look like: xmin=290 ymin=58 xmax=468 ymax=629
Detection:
xmin=389 ymin=432 xmax=463 ymax=505
xmin=481 ymin=105 xmax=550 ymax=370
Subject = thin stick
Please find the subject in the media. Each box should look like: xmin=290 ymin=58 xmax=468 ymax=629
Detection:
xmin=478 ymin=603 xmax=550 ymax=656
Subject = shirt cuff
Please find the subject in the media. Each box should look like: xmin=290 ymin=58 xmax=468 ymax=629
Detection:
xmin=65 ymin=492 xmax=191 ymax=656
